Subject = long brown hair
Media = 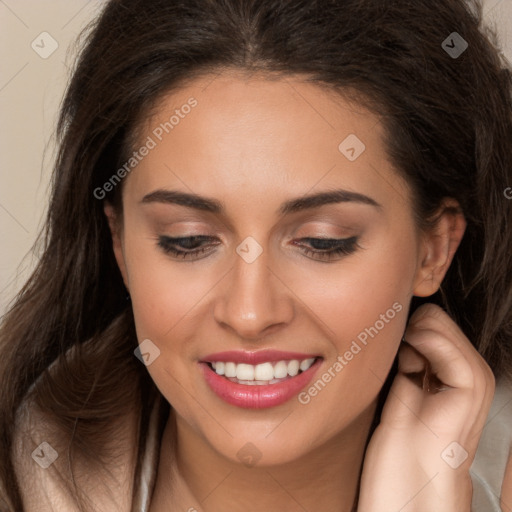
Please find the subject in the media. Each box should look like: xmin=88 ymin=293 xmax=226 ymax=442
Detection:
xmin=1 ymin=0 xmax=511 ymax=510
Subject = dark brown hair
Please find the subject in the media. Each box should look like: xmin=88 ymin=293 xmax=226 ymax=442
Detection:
xmin=1 ymin=0 xmax=511 ymax=510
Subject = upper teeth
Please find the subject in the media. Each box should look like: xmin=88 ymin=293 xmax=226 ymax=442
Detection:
xmin=211 ymin=358 xmax=316 ymax=381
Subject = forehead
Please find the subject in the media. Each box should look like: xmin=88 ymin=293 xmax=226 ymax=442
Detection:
xmin=139 ymin=70 xmax=383 ymax=151
xmin=124 ymin=71 xmax=410 ymax=213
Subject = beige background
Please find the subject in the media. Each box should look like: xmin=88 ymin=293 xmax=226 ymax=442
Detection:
xmin=1 ymin=0 xmax=511 ymax=316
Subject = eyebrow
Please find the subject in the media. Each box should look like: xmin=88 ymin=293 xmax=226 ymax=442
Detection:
xmin=141 ymin=188 xmax=381 ymax=215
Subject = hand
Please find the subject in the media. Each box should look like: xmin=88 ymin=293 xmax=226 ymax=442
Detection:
xmin=357 ymin=303 xmax=496 ymax=512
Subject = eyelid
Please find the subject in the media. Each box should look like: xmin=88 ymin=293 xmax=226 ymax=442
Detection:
xmin=156 ymin=234 xmax=360 ymax=262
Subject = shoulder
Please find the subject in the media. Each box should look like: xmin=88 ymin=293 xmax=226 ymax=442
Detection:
xmin=12 ymin=374 xmax=140 ymax=511
xmin=470 ymin=376 xmax=512 ymax=512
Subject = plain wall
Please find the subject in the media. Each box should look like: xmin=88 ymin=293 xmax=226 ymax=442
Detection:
xmin=1 ymin=0 xmax=511 ymax=316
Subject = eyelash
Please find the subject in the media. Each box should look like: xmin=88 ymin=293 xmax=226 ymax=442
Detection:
xmin=157 ymin=235 xmax=359 ymax=261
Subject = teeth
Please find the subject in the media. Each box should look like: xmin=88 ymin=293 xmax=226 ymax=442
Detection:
xmin=274 ymin=361 xmax=288 ymax=379
xmin=210 ymin=357 xmax=316 ymax=383
xmin=287 ymin=360 xmax=300 ymax=377
xmin=254 ymin=362 xmax=274 ymax=380
xmin=300 ymin=358 xmax=315 ymax=371
xmin=236 ymin=363 xmax=254 ymax=381
xmin=215 ymin=361 xmax=225 ymax=375
xmin=224 ymin=362 xmax=237 ymax=378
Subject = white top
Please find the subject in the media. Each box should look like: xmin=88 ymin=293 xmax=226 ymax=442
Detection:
xmin=469 ymin=376 xmax=512 ymax=511
xmin=12 ymin=377 xmax=512 ymax=511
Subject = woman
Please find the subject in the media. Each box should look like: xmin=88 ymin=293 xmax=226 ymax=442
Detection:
xmin=1 ymin=0 xmax=511 ymax=510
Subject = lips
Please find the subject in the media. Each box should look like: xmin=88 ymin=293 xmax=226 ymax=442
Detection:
xmin=199 ymin=350 xmax=322 ymax=408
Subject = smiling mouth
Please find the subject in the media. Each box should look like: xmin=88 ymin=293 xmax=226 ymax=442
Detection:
xmin=205 ymin=357 xmax=319 ymax=385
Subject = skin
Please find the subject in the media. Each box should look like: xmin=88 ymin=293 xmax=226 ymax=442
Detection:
xmin=105 ymin=71 xmax=497 ymax=511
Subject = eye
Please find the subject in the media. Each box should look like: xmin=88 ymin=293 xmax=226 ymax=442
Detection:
xmin=293 ymin=236 xmax=360 ymax=261
xmin=157 ymin=235 xmax=219 ymax=260
xmin=156 ymin=235 xmax=360 ymax=261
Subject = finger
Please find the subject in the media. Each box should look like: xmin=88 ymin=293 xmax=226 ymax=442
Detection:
xmin=397 ymin=342 xmax=427 ymax=375
xmin=403 ymin=328 xmax=474 ymax=389
xmin=398 ymin=342 xmax=450 ymax=393
xmin=404 ymin=304 xmax=495 ymax=428
xmin=406 ymin=304 xmax=488 ymax=370
xmin=404 ymin=305 xmax=475 ymax=389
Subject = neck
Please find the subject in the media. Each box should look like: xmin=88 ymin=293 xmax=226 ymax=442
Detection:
xmin=150 ymin=401 xmax=377 ymax=512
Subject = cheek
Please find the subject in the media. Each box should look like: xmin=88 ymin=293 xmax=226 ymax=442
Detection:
xmin=281 ymin=229 xmax=416 ymax=402
xmin=123 ymin=229 xmax=216 ymax=341
xmin=285 ymin=232 xmax=415 ymax=336
xmin=123 ymin=237 xmax=215 ymax=415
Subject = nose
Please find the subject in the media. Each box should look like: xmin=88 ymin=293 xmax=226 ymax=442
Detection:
xmin=213 ymin=247 xmax=295 ymax=341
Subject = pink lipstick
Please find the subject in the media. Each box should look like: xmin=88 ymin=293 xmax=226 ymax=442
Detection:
xmin=199 ymin=350 xmax=322 ymax=408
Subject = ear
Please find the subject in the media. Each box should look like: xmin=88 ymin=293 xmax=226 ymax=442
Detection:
xmin=413 ymin=198 xmax=466 ymax=297
xmin=104 ymin=202 xmax=130 ymax=291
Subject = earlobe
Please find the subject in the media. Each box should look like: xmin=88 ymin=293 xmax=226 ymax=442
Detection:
xmin=103 ymin=202 xmax=130 ymax=290
xmin=413 ymin=199 xmax=466 ymax=297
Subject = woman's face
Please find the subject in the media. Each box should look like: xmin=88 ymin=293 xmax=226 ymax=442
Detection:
xmin=108 ymin=71 xmax=435 ymax=466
